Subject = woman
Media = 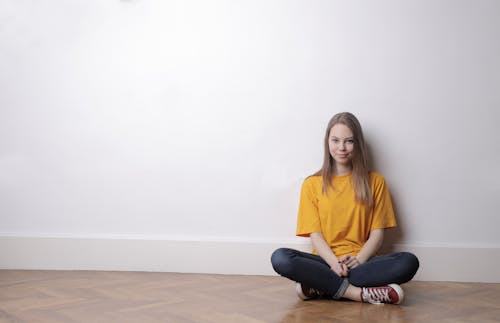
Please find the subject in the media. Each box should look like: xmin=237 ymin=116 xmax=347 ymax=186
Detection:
xmin=271 ymin=112 xmax=419 ymax=304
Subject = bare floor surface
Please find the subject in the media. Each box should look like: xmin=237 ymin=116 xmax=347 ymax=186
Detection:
xmin=0 ymin=270 xmax=499 ymax=322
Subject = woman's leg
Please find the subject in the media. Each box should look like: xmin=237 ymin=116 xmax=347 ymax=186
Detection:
xmin=270 ymin=248 xmax=349 ymax=299
xmin=271 ymin=249 xmax=414 ymax=304
xmin=343 ymin=252 xmax=418 ymax=304
xmin=348 ymin=252 xmax=420 ymax=287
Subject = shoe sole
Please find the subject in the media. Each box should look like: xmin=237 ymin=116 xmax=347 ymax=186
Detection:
xmin=295 ymin=282 xmax=309 ymax=300
xmin=388 ymin=283 xmax=404 ymax=305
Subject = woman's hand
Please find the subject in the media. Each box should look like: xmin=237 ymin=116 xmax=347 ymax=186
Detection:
xmin=331 ymin=261 xmax=349 ymax=277
xmin=339 ymin=254 xmax=361 ymax=270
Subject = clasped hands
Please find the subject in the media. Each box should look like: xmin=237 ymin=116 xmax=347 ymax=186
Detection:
xmin=331 ymin=254 xmax=361 ymax=277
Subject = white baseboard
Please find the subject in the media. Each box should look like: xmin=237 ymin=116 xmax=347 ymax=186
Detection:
xmin=0 ymin=235 xmax=309 ymax=276
xmin=1 ymin=236 xmax=499 ymax=283
xmin=379 ymin=243 xmax=500 ymax=283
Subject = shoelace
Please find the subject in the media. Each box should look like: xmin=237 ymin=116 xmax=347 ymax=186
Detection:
xmin=362 ymin=287 xmax=391 ymax=304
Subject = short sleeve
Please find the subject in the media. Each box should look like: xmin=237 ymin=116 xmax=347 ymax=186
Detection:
xmin=370 ymin=175 xmax=397 ymax=230
xmin=296 ymin=177 xmax=322 ymax=237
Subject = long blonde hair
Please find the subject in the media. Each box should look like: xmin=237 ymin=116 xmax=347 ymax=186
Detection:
xmin=314 ymin=112 xmax=372 ymax=205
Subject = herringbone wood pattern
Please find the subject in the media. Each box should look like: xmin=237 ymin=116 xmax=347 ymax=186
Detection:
xmin=0 ymin=270 xmax=499 ymax=323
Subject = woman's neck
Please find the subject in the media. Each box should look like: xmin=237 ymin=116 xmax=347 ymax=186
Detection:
xmin=334 ymin=164 xmax=352 ymax=176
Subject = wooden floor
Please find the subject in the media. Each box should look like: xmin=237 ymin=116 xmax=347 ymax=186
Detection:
xmin=0 ymin=270 xmax=499 ymax=323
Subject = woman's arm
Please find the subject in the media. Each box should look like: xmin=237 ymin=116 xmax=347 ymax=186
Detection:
xmin=310 ymin=232 xmax=349 ymax=276
xmin=357 ymin=228 xmax=384 ymax=264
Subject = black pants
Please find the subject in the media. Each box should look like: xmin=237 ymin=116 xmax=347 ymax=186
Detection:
xmin=271 ymin=248 xmax=419 ymax=299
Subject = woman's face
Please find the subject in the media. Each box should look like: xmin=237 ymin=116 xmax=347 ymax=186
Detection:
xmin=329 ymin=123 xmax=355 ymax=168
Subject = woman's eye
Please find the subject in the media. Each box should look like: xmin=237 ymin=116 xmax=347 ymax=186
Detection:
xmin=346 ymin=140 xmax=354 ymax=144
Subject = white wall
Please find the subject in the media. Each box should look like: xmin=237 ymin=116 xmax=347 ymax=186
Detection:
xmin=1 ymin=1 xmax=499 ymax=281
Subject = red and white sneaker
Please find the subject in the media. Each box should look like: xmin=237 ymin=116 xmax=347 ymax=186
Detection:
xmin=295 ymin=283 xmax=324 ymax=300
xmin=361 ymin=284 xmax=404 ymax=305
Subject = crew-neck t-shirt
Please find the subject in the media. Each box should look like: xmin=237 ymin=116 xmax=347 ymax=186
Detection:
xmin=296 ymin=172 xmax=396 ymax=257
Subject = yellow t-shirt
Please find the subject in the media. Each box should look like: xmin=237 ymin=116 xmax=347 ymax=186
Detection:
xmin=296 ymin=172 xmax=396 ymax=258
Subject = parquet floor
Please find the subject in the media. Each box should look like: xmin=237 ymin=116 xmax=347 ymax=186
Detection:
xmin=0 ymin=270 xmax=499 ymax=323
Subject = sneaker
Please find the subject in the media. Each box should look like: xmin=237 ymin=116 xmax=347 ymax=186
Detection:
xmin=361 ymin=284 xmax=404 ymax=305
xmin=295 ymin=282 xmax=324 ymax=300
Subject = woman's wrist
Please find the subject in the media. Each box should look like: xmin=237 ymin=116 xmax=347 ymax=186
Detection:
xmin=355 ymin=254 xmax=367 ymax=264
xmin=326 ymin=257 xmax=340 ymax=269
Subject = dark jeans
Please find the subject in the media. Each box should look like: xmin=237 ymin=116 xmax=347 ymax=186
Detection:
xmin=271 ymin=248 xmax=419 ymax=299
